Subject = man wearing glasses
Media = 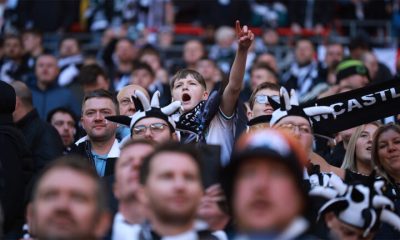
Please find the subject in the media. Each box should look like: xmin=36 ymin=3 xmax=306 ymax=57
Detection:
xmin=131 ymin=117 xmax=178 ymax=143
xmin=107 ymin=89 xmax=180 ymax=144
xmin=269 ymin=87 xmax=336 ymax=175
xmin=247 ymin=82 xmax=280 ymax=131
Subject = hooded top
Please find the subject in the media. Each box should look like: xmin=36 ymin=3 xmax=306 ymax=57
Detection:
xmin=0 ymin=81 xmax=16 ymax=114
xmin=0 ymin=81 xmax=16 ymax=124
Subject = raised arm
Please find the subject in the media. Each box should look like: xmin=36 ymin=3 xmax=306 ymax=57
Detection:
xmin=220 ymin=20 xmax=254 ymax=117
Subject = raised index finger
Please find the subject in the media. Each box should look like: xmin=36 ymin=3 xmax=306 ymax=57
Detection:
xmin=235 ymin=20 xmax=242 ymax=35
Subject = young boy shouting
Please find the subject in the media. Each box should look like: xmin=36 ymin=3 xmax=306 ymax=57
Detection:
xmin=170 ymin=21 xmax=254 ymax=165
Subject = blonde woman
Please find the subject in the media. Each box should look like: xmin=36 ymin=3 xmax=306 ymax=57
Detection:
xmin=341 ymin=122 xmax=381 ymax=178
xmin=314 ymin=122 xmax=380 ymax=182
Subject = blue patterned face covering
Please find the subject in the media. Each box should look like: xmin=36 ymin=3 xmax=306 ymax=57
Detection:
xmin=176 ymin=100 xmax=205 ymax=136
xmin=176 ymin=90 xmax=224 ymax=143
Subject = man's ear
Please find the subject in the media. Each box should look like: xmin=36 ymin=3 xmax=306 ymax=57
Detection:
xmin=324 ymin=212 xmax=336 ymax=228
xmin=245 ymin=103 xmax=253 ymax=120
xmin=171 ymin=132 xmax=179 ymax=142
xmin=15 ymin=97 xmax=21 ymax=110
xmin=247 ymin=111 xmax=253 ymax=120
xmin=26 ymin=203 xmax=36 ymax=236
xmin=94 ymin=211 xmax=111 ymax=239
xmin=202 ymin=90 xmax=209 ymax=100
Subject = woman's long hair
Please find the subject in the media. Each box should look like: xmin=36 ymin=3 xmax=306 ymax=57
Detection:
xmin=341 ymin=121 xmax=381 ymax=173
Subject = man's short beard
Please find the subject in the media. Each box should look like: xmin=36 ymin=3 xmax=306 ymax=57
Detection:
xmin=121 ymin=191 xmax=139 ymax=202
xmin=155 ymin=209 xmax=196 ymax=226
xmin=148 ymin=199 xmax=197 ymax=226
xmin=89 ymin=131 xmax=114 ymax=143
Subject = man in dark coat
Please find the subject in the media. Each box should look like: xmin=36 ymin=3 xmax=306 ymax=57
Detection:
xmin=71 ymin=90 xmax=120 ymax=177
xmin=10 ymin=81 xmax=63 ymax=173
xmin=0 ymin=81 xmax=32 ymax=237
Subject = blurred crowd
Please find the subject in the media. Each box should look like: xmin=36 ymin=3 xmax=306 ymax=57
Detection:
xmin=1 ymin=1 xmax=400 ymax=240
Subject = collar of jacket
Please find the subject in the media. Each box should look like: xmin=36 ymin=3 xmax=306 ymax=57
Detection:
xmin=75 ymin=135 xmax=120 ymax=158
xmin=16 ymin=108 xmax=39 ymax=128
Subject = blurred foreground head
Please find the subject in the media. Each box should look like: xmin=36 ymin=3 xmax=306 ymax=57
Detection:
xmin=223 ymin=129 xmax=309 ymax=235
xmin=27 ymin=155 xmax=110 ymax=240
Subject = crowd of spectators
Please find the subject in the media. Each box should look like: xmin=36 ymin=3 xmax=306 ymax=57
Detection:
xmin=1 ymin=1 xmax=400 ymax=240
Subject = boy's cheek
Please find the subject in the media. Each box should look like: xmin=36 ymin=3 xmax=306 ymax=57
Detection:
xmin=171 ymin=90 xmax=179 ymax=100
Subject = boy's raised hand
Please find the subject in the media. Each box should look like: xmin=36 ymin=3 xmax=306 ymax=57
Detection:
xmin=235 ymin=20 xmax=254 ymax=51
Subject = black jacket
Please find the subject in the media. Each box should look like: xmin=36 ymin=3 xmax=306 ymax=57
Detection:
xmin=71 ymin=140 xmax=118 ymax=177
xmin=0 ymin=114 xmax=32 ymax=236
xmin=16 ymin=109 xmax=64 ymax=173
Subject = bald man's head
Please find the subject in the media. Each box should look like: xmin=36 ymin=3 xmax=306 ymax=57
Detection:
xmin=10 ymin=81 xmax=33 ymax=107
xmin=117 ymin=84 xmax=150 ymax=116
xmin=10 ymin=81 xmax=34 ymax=122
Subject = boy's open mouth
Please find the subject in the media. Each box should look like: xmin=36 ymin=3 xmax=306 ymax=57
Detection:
xmin=182 ymin=93 xmax=191 ymax=102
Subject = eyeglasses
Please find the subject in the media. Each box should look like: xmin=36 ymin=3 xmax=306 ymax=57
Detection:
xmin=255 ymin=95 xmax=280 ymax=105
xmin=277 ymin=123 xmax=312 ymax=134
xmin=132 ymin=123 xmax=168 ymax=135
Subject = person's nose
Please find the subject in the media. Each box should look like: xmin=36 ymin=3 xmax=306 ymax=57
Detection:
xmin=144 ymin=127 xmax=152 ymax=138
xmin=94 ymin=111 xmax=105 ymax=121
xmin=62 ymin=123 xmax=69 ymax=132
xmin=53 ymin=194 xmax=70 ymax=210
xmin=129 ymin=102 xmax=136 ymax=112
xmin=252 ymin=174 xmax=269 ymax=193
xmin=291 ymin=126 xmax=301 ymax=138
xmin=131 ymin=159 xmax=141 ymax=171
xmin=387 ymin=142 xmax=397 ymax=152
xmin=173 ymin=176 xmax=187 ymax=192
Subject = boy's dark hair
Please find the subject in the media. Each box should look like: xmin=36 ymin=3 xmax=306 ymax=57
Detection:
xmin=31 ymin=155 xmax=108 ymax=213
xmin=46 ymin=106 xmax=78 ymax=124
xmin=82 ymin=89 xmax=119 ymax=114
xmin=133 ymin=62 xmax=155 ymax=78
xmin=249 ymin=82 xmax=280 ymax=109
xmin=139 ymin=142 xmax=204 ymax=186
xmin=170 ymin=69 xmax=206 ymax=91
xmin=77 ymin=64 xmax=108 ymax=86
